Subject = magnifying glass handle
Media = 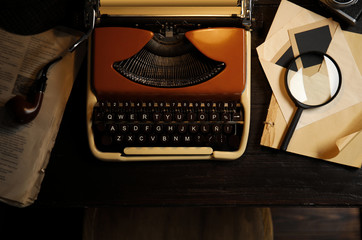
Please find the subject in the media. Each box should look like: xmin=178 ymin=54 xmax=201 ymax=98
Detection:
xmin=280 ymin=107 xmax=303 ymax=151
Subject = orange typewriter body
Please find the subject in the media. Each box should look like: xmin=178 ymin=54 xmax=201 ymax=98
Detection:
xmin=92 ymin=27 xmax=246 ymax=101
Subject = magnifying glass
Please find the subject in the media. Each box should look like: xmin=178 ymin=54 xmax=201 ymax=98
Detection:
xmin=280 ymin=51 xmax=342 ymax=151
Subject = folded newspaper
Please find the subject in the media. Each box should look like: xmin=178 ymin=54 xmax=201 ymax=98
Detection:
xmin=0 ymin=27 xmax=85 ymax=207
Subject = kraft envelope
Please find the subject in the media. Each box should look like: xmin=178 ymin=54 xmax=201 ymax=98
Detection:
xmin=258 ymin=18 xmax=362 ymax=129
xmin=258 ymin=0 xmax=362 ymax=167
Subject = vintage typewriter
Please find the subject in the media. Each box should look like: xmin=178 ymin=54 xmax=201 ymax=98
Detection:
xmin=87 ymin=0 xmax=252 ymax=161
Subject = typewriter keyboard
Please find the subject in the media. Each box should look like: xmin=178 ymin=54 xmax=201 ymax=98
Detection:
xmin=92 ymin=100 xmax=244 ymax=153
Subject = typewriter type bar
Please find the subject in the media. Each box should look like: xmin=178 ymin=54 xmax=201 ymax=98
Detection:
xmin=86 ymin=0 xmax=252 ymax=161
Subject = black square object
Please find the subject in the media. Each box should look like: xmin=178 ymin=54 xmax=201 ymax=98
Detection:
xmin=294 ymin=25 xmax=332 ymax=68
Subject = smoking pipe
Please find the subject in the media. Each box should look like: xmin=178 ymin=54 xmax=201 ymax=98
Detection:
xmin=5 ymin=8 xmax=96 ymax=124
xmin=5 ymin=57 xmax=62 ymax=124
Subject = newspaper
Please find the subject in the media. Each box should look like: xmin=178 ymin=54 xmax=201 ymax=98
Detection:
xmin=0 ymin=27 xmax=85 ymax=207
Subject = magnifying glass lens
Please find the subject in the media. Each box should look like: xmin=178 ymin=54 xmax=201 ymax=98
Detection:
xmin=286 ymin=52 xmax=341 ymax=107
xmin=280 ymin=52 xmax=342 ymax=151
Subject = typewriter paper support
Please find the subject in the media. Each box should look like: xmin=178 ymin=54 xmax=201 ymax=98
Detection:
xmin=86 ymin=0 xmax=252 ymax=161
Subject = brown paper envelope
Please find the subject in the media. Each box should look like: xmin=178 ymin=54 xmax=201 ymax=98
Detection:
xmin=260 ymin=29 xmax=362 ymax=168
xmin=259 ymin=0 xmax=362 ymax=168
xmin=260 ymin=30 xmax=362 ymax=168
xmin=259 ymin=24 xmax=362 ymax=130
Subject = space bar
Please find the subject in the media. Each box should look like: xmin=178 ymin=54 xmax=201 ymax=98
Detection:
xmin=124 ymin=147 xmax=213 ymax=155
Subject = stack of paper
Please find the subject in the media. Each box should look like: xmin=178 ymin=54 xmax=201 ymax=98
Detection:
xmin=257 ymin=0 xmax=362 ymax=167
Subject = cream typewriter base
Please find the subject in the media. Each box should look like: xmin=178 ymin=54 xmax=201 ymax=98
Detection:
xmin=86 ymin=31 xmax=251 ymax=161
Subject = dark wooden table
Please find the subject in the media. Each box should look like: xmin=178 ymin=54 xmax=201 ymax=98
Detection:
xmin=34 ymin=0 xmax=362 ymax=207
